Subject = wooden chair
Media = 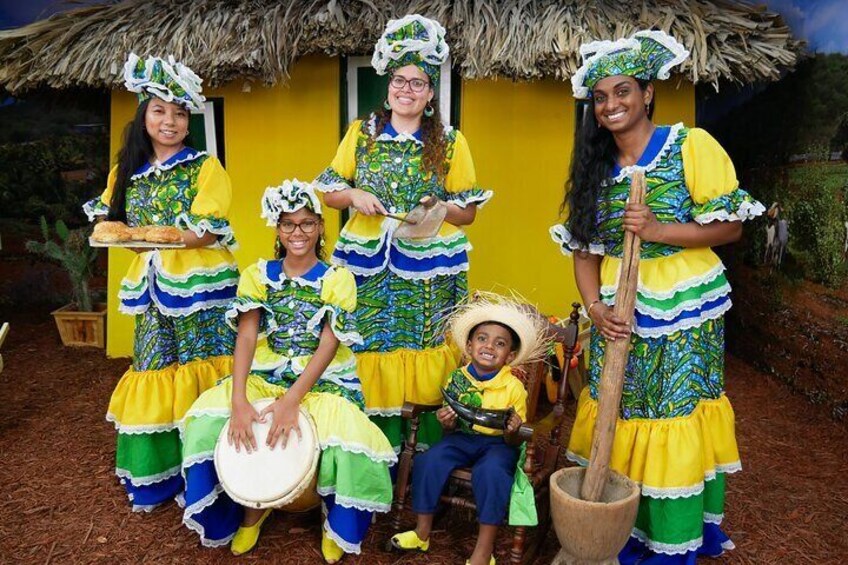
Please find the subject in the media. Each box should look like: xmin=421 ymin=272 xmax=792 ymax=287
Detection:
xmin=391 ymin=303 xmax=583 ymax=564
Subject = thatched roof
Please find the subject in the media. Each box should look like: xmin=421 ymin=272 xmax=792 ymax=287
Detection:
xmin=0 ymin=0 xmax=802 ymax=93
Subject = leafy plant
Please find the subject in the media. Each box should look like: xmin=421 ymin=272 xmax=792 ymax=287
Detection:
xmin=25 ymin=216 xmax=99 ymax=311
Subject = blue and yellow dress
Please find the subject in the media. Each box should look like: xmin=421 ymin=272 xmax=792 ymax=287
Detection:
xmin=180 ymin=259 xmax=396 ymax=552
xmin=551 ymin=125 xmax=764 ymax=561
xmin=315 ymin=115 xmax=492 ymax=449
xmin=84 ymin=147 xmax=239 ymax=510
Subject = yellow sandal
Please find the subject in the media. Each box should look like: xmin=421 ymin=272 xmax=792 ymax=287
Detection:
xmin=321 ymin=529 xmax=345 ymax=563
xmin=230 ymin=508 xmax=272 ymax=556
xmin=390 ymin=530 xmax=430 ymax=552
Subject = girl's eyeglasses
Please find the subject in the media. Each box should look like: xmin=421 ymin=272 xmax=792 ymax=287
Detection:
xmin=279 ymin=219 xmax=321 ymax=234
xmin=389 ymin=75 xmax=430 ymax=93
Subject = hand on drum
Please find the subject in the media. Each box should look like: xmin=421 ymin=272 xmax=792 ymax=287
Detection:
xmin=229 ymin=398 xmax=262 ymax=453
xmin=260 ymin=397 xmax=302 ymax=449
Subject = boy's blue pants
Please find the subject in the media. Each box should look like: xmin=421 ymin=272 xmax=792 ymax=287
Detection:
xmin=412 ymin=431 xmax=518 ymax=525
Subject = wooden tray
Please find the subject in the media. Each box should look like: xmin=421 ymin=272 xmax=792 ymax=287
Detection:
xmin=88 ymin=236 xmax=185 ymax=249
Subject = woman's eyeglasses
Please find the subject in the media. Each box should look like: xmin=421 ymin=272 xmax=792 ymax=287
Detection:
xmin=279 ymin=219 xmax=321 ymax=234
xmin=389 ymin=75 xmax=430 ymax=93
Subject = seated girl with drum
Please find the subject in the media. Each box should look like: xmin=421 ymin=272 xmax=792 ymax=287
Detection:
xmin=179 ymin=180 xmax=396 ymax=561
xmin=391 ymin=294 xmax=549 ymax=565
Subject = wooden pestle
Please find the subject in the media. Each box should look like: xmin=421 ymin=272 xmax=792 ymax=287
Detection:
xmin=580 ymin=170 xmax=646 ymax=502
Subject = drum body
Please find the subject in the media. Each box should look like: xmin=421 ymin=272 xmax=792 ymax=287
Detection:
xmin=215 ymin=398 xmax=321 ymax=511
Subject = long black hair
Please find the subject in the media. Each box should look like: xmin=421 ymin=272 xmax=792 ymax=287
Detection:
xmin=109 ymin=99 xmax=154 ymax=222
xmin=561 ymin=79 xmax=654 ymax=247
xmin=274 ymin=211 xmax=326 ymax=262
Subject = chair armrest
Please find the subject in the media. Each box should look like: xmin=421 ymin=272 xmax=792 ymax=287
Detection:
xmin=400 ymin=401 xmax=441 ymax=419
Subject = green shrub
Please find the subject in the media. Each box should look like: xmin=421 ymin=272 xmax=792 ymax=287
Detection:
xmin=25 ymin=216 xmax=99 ymax=311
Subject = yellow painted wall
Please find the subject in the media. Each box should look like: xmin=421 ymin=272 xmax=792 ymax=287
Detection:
xmin=461 ymin=77 xmax=695 ymax=319
xmin=105 ymin=56 xmax=695 ymax=357
xmin=106 ymin=56 xmax=340 ymax=358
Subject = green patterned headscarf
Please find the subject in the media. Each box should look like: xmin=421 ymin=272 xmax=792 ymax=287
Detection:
xmin=571 ymin=30 xmax=689 ymax=99
xmin=123 ymin=53 xmax=206 ymax=111
xmin=371 ymin=14 xmax=449 ymax=85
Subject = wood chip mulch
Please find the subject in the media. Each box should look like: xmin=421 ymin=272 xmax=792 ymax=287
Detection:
xmin=0 ymin=306 xmax=846 ymax=564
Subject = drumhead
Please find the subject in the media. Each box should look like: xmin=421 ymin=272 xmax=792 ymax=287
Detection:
xmin=215 ymin=398 xmax=320 ymax=508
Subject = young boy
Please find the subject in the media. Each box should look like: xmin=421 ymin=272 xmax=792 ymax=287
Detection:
xmin=390 ymin=294 xmax=548 ymax=565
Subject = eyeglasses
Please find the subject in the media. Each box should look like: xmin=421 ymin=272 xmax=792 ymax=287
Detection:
xmin=279 ymin=219 xmax=321 ymax=234
xmin=389 ymin=75 xmax=430 ymax=93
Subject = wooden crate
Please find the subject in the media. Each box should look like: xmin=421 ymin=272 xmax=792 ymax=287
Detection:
xmin=51 ymin=303 xmax=106 ymax=348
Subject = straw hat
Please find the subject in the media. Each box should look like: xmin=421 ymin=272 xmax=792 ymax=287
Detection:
xmin=450 ymin=292 xmax=550 ymax=368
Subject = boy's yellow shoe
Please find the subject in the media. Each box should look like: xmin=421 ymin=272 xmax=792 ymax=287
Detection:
xmin=321 ymin=530 xmax=345 ymax=564
xmin=465 ymin=558 xmax=496 ymax=565
xmin=230 ymin=508 xmax=272 ymax=556
xmin=390 ymin=530 xmax=430 ymax=552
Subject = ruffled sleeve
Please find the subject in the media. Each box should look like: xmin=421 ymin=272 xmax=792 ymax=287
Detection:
xmin=308 ymin=266 xmax=363 ymax=346
xmin=314 ymin=120 xmax=360 ymax=193
xmin=683 ymin=128 xmax=764 ymax=224
xmin=82 ymin=165 xmax=117 ymax=222
xmin=549 ymin=223 xmax=605 ymax=256
xmin=224 ymin=263 xmax=268 ymax=331
xmin=444 ymin=130 xmax=493 ymax=208
xmin=175 ymin=156 xmax=238 ymax=249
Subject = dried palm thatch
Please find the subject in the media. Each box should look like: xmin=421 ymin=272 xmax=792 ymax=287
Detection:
xmin=0 ymin=0 xmax=802 ymax=94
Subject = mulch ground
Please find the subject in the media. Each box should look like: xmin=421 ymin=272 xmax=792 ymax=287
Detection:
xmin=0 ymin=305 xmax=846 ymax=564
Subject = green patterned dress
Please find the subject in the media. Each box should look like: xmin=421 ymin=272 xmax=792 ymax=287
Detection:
xmin=315 ymin=116 xmax=492 ymax=449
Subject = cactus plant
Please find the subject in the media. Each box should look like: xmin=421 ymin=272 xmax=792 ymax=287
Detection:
xmin=25 ymin=217 xmax=98 ymax=312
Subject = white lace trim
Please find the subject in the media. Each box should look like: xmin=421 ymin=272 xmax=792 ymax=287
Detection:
xmin=224 ymin=301 xmax=271 ymax=333
xmin=641 ymin=482 xmax=704 ymax=499
xmin=609 ymin=123 xmax=684 ymax=185
xmin=447 ymin=189 xmax=494 ymax=210
xmin=182 ymin=484 xmax=235 ymax=548
xmin=716 ymin=461 xmax=743 ymax=475
xmin=321 ymin=437 xmax=398 ymax=465
xmin=174 ymin=213 xmax=238 ymax=249
xmin=115 ymin=464 xmax=181 ymax=487
xmin=388 ymin=262 xmax=470 ymax=281
xmin=316 ymin=487 xmax=392 ymax=513
xmin=323 ymin=519 xmax=362 ymax=554
xmin=703 ymin=512 xmax=724 ymax=525
xmin=566 ymin=451 xmax=742 ymax=498
xmin=314 ymin=180 xmax=352 ymax=193
xmin=144 ymin=295 xmax=235 ymax=318
xmin=130 ymin=150 xmax=208 ymax=180
xmin=365 ymin=407 xmax=402 ymax=417
xmin=332 ymin=254 xmax=390 ymax=278
xmin=306 ymin=305 xmax=364 ymax=346
xmin=154 ymin=276 xmax=239 ymax=298
xmin=631 ymin=528 xmax=703 ymax=555
xmin=694 ymin=200 xmax=766 ymax=225
xmin=335 ymin=228 xmax=392 ymax=257
xmin=632 ymin=297 xmax=732 ymax=338
xmin=83 ymin=199 xmax=108 ymax=222
xmin=151 ymin=253 xmax=237 ymax=283
xmin=106 ymin=413 xmax=177 ymax=434
xmin=392 ymin=237 xmax=471 ymax=260
xmin=549 ymin=224 xmax=605 ymax=256
xmin=604 ymin=285 xmax=731 ymax=322
xmin=601 ymin=261 xmax=727 ymax=301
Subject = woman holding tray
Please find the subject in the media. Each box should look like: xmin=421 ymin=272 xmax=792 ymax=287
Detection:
xmin=83 ymin=53 xmax=239 ymax=512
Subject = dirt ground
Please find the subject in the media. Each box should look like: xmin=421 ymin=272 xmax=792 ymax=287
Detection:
xmin=0 ymin=305 xmax=846 ymax=564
